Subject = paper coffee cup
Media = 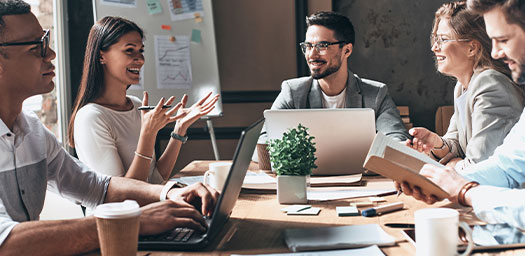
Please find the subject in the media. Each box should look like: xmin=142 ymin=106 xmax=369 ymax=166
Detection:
xmin=94 ymin=200 xmax=141 ymax=256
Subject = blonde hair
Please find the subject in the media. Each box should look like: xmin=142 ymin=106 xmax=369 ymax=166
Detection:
xmin=432 ymin=1 xmax=511 ymax=78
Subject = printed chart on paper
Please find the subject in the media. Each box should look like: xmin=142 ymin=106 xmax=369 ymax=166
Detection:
xmin=154 ymin=35 xmax=192 ymax=89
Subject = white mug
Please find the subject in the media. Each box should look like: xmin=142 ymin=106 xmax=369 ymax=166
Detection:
xmin=415 ymin=208 xmax=474 ymax=256
xmin=203 ymin=162 xmax=231 ymax=191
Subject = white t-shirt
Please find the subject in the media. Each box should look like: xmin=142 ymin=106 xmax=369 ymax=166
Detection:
xmin=321 ymin=88 xmax=346 ymax=108
xmin=74 ymin=95 xmax=163 ymax=184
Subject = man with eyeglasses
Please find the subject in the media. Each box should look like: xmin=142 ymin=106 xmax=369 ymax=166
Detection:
xmin=258 ymin=11 xmax=409 ymax=147
xmin=0 ymin=1 xmax=218 ymax=254
xmin=400 ymin=0 xmax=525 ymax=230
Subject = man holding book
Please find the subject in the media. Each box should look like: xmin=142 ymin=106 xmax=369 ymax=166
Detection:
xmin=400 ymin=0 xmax=525 ymax=229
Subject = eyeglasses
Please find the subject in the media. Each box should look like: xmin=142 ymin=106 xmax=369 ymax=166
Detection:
xmin=299 ymin=41 xmax=347 ymax=55
xmin=0 ymin=29 xmax=50 ymax=57
xmin=431 ymin=35 xmax=470 ymax=48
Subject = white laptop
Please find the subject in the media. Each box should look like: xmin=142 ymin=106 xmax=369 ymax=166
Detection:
xmin=264 ymin=109 xmax=375 ymax=176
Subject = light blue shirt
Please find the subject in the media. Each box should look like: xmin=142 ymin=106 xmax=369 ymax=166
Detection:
xmin=462 ymin=107 xmax=525 ymax=188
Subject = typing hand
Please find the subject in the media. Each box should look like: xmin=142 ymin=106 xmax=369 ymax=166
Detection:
xmin=138 ymin=200 xmax=208 ymax=236
xmin=167 ymin=183 xmax=220 ymax=217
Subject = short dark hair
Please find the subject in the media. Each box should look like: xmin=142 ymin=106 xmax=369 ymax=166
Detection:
xmin=467 ymin=0 xmax=525 ymax=29
xmin=305 ymin=11 xmax=355 ymax=45
xmin=0 ymin=0 xmax=30 ymax=31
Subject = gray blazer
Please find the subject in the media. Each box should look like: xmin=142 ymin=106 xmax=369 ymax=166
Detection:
xmin=260 ymin=70 xmax=409 ymax=142
xmin=441 ymin=69 xmax=525 ymax=171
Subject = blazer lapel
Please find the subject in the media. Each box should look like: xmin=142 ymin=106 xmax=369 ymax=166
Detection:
xmin=308 ymin=79 xmax=323 ymax=108
xmin=345 ymin=70 xmax=363 ymax=108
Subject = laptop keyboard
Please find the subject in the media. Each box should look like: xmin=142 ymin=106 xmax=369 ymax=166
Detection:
xmin=140 ymin=216 xmax=211 ymax=243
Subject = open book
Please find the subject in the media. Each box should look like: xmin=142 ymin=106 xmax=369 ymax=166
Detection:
xmin=363 ymin=133 xmax=450 ymax=200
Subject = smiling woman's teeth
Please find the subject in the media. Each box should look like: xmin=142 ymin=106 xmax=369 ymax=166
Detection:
xmin=127 ymin=68 xmax=140 ymax=74
xmin=436 ymin=56 xmax=445 ymax=61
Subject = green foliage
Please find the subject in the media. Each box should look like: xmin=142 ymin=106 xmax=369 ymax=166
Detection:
xmin=268 ymin=124 xmax=317 ymax=176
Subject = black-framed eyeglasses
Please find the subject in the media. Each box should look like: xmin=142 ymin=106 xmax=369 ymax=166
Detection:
xmin=299 ymin=41 xmax=347 ymax=55
xmin=0 ymin=29 xmax=50 ymax=57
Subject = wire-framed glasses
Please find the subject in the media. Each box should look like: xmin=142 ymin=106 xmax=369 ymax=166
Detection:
xmin=0 ymin=29 xmax=50 ymax=57
xmin=431 ymin=35 xmax=470 ymax=48
xmin=299 ymin=41 xmax=347 ymax=55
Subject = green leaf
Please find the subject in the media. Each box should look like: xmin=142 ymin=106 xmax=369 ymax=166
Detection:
xmin=268 ymin=123 xmax=317 ymax=176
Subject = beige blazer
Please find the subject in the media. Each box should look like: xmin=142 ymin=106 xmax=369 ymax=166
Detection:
xmin=440 ymin=69 xmax=525 ymax=171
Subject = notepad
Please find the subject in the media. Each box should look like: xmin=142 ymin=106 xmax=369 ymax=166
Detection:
xmin=284 ymin=224 xmax=396 ymax=252
xmin=336 ymin=206 xmax=359 ymax=216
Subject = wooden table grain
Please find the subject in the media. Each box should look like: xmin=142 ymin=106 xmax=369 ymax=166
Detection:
xmin=137 ymin=160 xmax=525 ymax=256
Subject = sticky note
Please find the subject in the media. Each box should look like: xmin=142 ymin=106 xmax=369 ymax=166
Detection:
xmin=336 ymin=206 xmax=359 ymax=216
xmin=287 ymin=207 xmax=321 ymax=215
xmin=191 ymin=29 xmax=201 ymax=43
xmin=146 ymin=0 xmax=163 ymax=15
xmin=369 ymin=197 xmax=386 ymax=203
xmin=280 ymin=205 xmax=311 ymax=213
xmin=161 ymin=24 xmax=172 ymax=30
xmin=194 ymin=12 xmax=203 ymax=23
xmin=350 ymin=201 xmax=375 ymax=207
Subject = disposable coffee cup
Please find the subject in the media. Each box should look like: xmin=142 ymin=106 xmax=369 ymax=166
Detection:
xmin=94 ymin=200 xmax=142 ymax=256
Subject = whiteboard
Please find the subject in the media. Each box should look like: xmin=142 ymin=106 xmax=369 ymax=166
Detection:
xmin=92 ymin=0 xmax=222 ymax=116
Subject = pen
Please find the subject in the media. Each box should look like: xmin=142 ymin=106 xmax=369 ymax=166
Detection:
xmin=396 ymin=187 xmax=403 ymax=198
xmin=384 ymin=223 xmax=415 ymax=229
xmin=361 ymin=202 xmax=404 ymax=217
xmin=137 ymin=105 xmax=172 ymax=110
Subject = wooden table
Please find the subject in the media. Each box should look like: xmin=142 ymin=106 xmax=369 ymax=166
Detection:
xmin=139 ymin=161 xmax=524 ymax=256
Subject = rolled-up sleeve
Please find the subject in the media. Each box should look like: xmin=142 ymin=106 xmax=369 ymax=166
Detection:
xmin=44 ymin=127 xmax=111 ymax=209
xmin=0 ymin=197 xmax=17 ymax=246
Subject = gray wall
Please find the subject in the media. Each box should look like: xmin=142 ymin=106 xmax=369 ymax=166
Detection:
xmin=335 ymin=0 xmax=455 ymax=129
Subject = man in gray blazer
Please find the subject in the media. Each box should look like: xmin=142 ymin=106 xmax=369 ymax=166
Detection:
xmin=260 ymin=11 xmax=409 ymax=144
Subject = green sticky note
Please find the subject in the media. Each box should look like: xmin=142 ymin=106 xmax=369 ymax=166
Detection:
xmin=191 ymin=29 xmax=201 ymax=43
xmin=147 ymin=0 xmax=162 ymax=15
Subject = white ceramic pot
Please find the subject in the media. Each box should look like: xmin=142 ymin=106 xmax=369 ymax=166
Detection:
xmin=277 ymin=175 xmax=307 ymax=204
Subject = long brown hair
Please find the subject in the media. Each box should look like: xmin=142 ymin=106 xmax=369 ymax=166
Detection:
xmin=432 ymin=1 xmax=511 ymax=78
xmin=68 ymin=16 xmax=143 ymax=147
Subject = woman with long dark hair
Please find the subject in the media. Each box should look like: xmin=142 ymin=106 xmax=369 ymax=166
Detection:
xmin=69 ymin=16 xmax=218 ymax=183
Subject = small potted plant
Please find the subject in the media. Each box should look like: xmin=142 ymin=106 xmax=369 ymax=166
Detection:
xmin=268 ymin=124 xmax=317 ymax=204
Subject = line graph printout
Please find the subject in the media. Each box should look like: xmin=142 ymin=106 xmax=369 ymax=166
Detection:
xmin=154 ymin=35 xmax=192 ymax=89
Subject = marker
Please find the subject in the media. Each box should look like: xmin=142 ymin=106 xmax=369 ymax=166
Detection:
xmin=137 ymin=105 xmax=172 ymax=110
xmin=361 ymin=202 xmax=404 ymax=217
xmin=384 ymin=223 xmax=415 ymax=229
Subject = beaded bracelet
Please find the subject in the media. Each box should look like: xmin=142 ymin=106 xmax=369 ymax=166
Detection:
xmin=457 ymin=181 xmax=480 ymax=207
xmin=134 ymin=151 xmax=153 ymax=161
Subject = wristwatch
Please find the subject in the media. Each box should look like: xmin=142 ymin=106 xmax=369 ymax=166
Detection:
xmin=170 ymin=132 xmax=188 ymax=144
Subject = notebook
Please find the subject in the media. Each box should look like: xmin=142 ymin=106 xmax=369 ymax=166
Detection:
xmin=264 ymin=109 xmax=375 ymax=175
xmin=284 ymin=224 xmax=396 ymax=252
xmin=138 ymin=118 xmax=264 ymax=251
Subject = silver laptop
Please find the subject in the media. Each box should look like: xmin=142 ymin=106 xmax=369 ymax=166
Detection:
xmin=264 ymin=109 xmax=375 ymax=175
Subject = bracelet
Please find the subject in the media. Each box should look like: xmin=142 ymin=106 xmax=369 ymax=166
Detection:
xmin=134 ymin=151 xmax=153 ymax=161
xmin=433 ymin=137 xmax=447 ymax=150
xmin=457 ymin=181 xmax=480 ymax=207
xmin=160 ymin=180 xmax=178 ymax=201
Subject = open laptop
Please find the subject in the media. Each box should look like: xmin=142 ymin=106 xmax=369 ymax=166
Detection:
xmin=138 ymin=118 xmax=264 ymax=251
xmin=264 ymin=109 xmax=375 ymax=175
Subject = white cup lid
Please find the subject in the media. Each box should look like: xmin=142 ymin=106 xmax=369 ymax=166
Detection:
xmin=94 ymin=200 xmax=141 ymax=219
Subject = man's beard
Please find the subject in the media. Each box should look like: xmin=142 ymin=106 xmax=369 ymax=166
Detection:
xmin=310 ymin=57 xmax=343 ymax=79
xmin=512 ymin=62 xmax=525 ymax=86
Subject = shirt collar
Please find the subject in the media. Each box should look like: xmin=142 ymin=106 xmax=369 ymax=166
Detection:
xmin=0 ymin=111 xmax=32 ymax=138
